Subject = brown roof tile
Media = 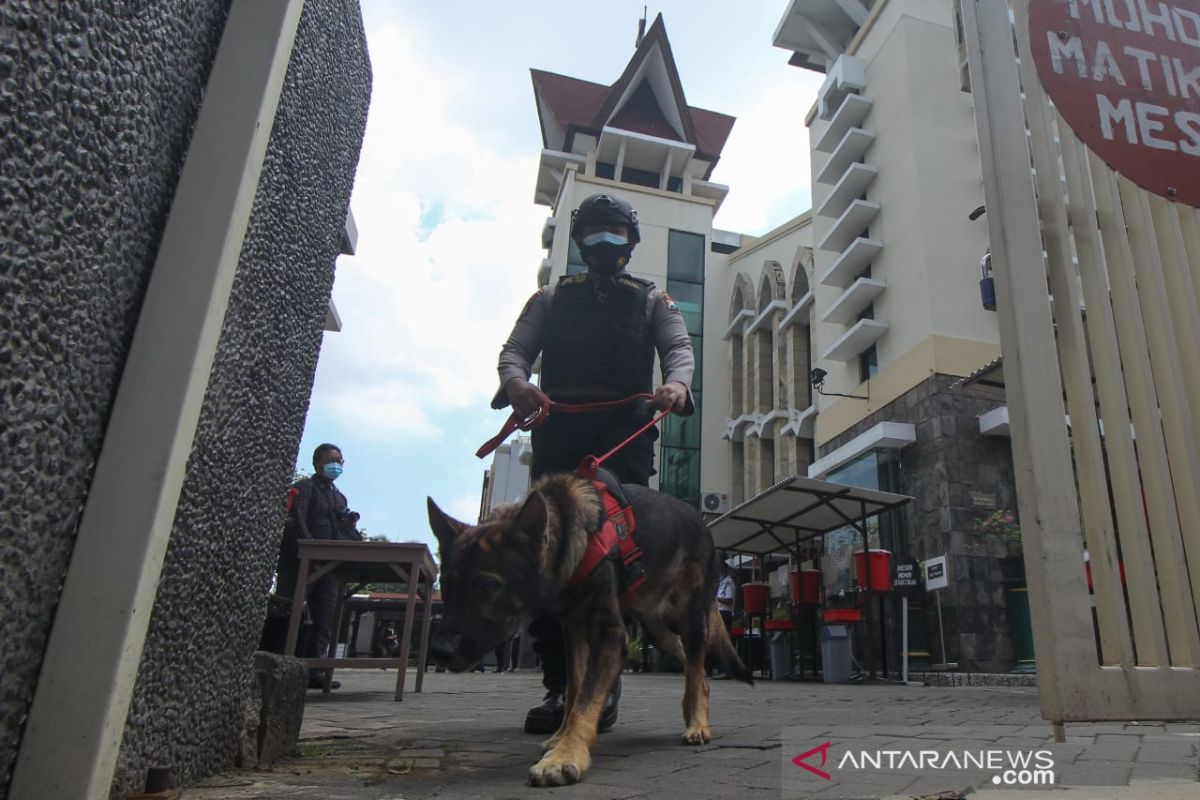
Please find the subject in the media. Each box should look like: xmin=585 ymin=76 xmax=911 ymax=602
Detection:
xmin=530 ymin=15 xmax=735 ymax=169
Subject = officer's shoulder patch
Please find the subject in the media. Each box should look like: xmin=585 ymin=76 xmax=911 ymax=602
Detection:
xmin=621 ymin=274 xmax=654 ymax=287
xmin=519 ymin=289 xmax=543 ymax=317
xmin=559 ymin=273 xmax=587 ymax=287
xmin=661 ymin=291 xmax=680 ymax=313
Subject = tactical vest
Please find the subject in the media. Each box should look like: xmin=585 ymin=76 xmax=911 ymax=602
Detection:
xmin=541 ymin=273 xmax=656 ymax=402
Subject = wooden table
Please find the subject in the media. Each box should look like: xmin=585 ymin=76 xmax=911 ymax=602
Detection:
xmin=284 ymin=540 xmax=437 ymax=701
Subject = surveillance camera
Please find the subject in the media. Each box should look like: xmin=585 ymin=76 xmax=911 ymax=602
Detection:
xmin=809 ymin=368 xmax=827 ymax=387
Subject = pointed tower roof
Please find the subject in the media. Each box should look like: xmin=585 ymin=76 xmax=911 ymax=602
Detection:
xmin=530 ymin=14 xmax=735 ymax=179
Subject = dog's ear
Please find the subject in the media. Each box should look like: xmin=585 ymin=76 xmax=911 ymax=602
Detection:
xmin=427 ymin=497 xmax=464 ymax=551
xmin=510 ymin=491 xmax=549 ymax=554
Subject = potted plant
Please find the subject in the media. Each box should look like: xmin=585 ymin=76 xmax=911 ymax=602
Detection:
xmin=976 ymin=509 xmax=1025 ymax=585
xmin=626 ymin=638 xmax=643 ymax=673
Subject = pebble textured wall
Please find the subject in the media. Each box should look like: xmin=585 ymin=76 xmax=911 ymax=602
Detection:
xmin=109 ymin=0 xmax=370 ymax=795
xmin=0 ymin=2 xmax=232 ymax=790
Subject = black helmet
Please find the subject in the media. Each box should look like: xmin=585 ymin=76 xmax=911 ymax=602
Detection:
xmin=569 ymin=193 xmax=641 ymax=245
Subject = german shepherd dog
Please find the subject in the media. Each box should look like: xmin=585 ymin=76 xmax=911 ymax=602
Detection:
xmin=426 ymin=472 xmax=753 ymax=787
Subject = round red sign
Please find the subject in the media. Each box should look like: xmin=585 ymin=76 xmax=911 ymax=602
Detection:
xmin=1029 ymin=0 xmax=1200 ymax=207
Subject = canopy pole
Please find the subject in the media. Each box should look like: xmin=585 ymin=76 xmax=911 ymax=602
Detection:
xmin=859 ymin=506 xmax=876 ymax=681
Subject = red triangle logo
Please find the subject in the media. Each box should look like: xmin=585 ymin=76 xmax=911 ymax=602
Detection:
xmin=791 ymin=741 xmax=833 ymax=781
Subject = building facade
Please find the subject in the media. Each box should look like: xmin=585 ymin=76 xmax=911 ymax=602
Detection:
xmin=480 ymin=436 xmax=533 ymax=518
xmin=738 ymin=0 xmax=1020 ymax=671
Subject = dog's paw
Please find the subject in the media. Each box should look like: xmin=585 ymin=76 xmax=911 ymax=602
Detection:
xmin=540 ymin=733 xmax=562 ymax=752
xmin=528 ymin=755 xmax=583 ymax=787
xmin=681 ymin=725 xmax=711 ymax=745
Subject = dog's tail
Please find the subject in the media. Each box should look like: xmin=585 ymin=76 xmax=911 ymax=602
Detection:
xmin=707 ymin=606 xmax=754 ymax=685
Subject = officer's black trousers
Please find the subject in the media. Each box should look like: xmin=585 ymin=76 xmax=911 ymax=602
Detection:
xmin=529 ymin=406 xmax=655 ymax=693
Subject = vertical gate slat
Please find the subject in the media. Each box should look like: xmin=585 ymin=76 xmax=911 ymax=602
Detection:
xmin=1145 ymin=197 xmax=1200 ymax=627
xmin=1092 ymin=158 xmax=1196 ymax=668
xmin=1060 ymin=135 xmax=1167 ymax=667
xmin=1014 ymin=14 xmax=1131 ymax=668
xmin=1114 ymin=179 xmax=1200 ymax=665
xmin=1178 ymin=208 xmax=1200 ymax=315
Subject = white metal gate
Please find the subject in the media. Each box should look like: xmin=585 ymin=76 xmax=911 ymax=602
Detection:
xmin=960 ymin=0 xmax=1200 ymax=731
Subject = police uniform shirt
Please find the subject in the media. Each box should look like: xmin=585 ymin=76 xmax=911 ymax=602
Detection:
xmin=493 ymin=272 xmax=695 ymax=412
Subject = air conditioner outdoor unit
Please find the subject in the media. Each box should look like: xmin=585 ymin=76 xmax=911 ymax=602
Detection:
xmin=701 ymin=492 xmax=729 ymax=514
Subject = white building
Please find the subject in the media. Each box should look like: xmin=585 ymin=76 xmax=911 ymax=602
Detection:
xmin=722 ymin=0 xmax=1019 ymax=672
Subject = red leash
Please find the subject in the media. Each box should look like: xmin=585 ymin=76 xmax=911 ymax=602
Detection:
xmin=475 ymin=393 xmax=668 ymax=460
xmin=574 ymin=406 xmax=671 ymax=478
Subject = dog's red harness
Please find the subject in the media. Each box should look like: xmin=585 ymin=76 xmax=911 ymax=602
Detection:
xmin=566 ymin=474 xmax=646 ymax=607
xmin=477 ymin=393 xmax=669 ymax=606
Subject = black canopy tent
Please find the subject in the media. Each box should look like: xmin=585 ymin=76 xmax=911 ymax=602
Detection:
xmin=707 ymin=475 xmax=913 ymax=679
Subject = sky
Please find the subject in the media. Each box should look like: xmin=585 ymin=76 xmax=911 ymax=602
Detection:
xmin=295 ymin=2 xmax=824 ymax=554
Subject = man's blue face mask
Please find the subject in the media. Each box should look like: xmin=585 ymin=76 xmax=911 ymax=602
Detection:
xmin=578 ymin=231 xmax=633 ymax=274
xmin=322 ymin=462 xmax=343 ymax=480
xmin=581 ymin=231 xmax=628 ymax=248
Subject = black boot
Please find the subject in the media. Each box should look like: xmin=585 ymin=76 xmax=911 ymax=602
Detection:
xmin=307 ymin=670 xmax=340 ymax=690
xmin=524 ymin=682 xmax=621 ymax=735
xmin=598 ymin=677 xmax=621 ymax=733
xmin=524 ymin=690 xmax=565 ymax=734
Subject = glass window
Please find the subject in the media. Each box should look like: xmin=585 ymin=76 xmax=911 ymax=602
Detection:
xmin=662 ymin=403 xmax=702 ymax=449
xmin=859 ymin=344 xmax=878 ymax=383
xmin=826 ymin=449 xmax=906 ymax=555
xmin=667 ymin=230 xmax=705 ymax=283
xmin=622 ymin=166 xmax=660 ymax=189
xmin=689 ymin=334 xmax=702 ymax=387
xmin=660 ymin=446 xmax=701 ymax=508
xmin=667 ymin=279 xmax=703 ymax=336
xmin=828 ymin=451 xmax=879 ymax=491
xmin=596 ymin=162 xmax=616 ymax=180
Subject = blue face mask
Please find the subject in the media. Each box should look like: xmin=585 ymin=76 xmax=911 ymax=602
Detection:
xmin=322 ymin=463 xmax=343 ymax=480
xmin=581 ymin=231 xmax=628 ymax=248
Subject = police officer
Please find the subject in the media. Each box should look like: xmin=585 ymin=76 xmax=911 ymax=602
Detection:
xmin=493 ymin=192 xmax=695 ymax=734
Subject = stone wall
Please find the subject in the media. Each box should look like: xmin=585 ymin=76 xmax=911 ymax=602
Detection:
xmin=0 ymin=1 xmax=234 ymax=790
xmin=0 ymin=0 xmax=369 ymax=794
xmin=818 ymin=374 xmax=1018 ymax=671
xmin=109 ymin=1 xmax=370 ymax=795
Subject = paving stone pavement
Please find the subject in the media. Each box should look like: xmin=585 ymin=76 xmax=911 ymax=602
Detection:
xmin=179 ymin=669 xmax=1200 ymax=799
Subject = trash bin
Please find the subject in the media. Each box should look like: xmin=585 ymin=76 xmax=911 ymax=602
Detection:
xmin=820 ymin=624 xmax=853 ymax=684
xmin=769 ymin=631 xmax=793 ymax=681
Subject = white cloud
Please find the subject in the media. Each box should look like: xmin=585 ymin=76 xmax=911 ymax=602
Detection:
xmin=312 ymin=21 xmax=548 ymax=434
xmin=446 ymin=491 xmax=487 ymax=527
xmin=711 ymin=76 xmax=825 ymax=234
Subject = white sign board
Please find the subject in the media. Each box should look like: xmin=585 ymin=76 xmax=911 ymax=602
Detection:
xmin=924 ymin=555 xmax=949 ymax=591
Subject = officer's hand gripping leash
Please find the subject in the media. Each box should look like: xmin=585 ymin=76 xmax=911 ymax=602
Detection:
xmin=475 ymin=393 xmax=672 ymax=466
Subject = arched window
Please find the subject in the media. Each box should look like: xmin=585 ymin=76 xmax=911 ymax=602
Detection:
xmin=756 ymin=272 xmax=777 ymax=413
xmin=728 ymin=275 xmax=753 ymax=504
xmin=790 ymin=250 xmax=814 ymax=409
xmin=728 ymin=278 xmax=751 ymax=417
